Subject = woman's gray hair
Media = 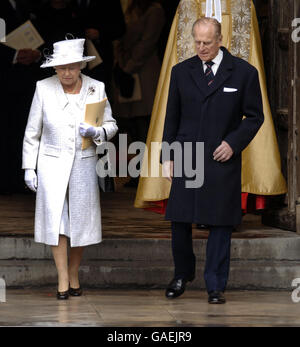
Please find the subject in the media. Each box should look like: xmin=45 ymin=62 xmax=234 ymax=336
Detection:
xmin=53 ymin=61 xmax=87 ymax=71
xmin=80 ymin=61 xmax=87 ymax=70
xmin=192 ymin=17 xmax=222 ymax=40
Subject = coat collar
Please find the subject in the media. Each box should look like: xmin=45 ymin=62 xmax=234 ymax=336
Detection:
xmin=188 ymin=47 xmax=233 ymax=99
xmin=54 ymin=73 xmax=90 ymax=110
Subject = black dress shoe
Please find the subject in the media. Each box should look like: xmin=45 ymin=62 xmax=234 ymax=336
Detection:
xmin=208 ymin=291 xmax=226 ymax=304
xmin=56 ymin=290 xmax=69 ymax=300
xmin=69 ymin=286 xmax=83 ymax=297
xmin=165 ymin=277 xmax=194 ymax=299
xmin=196 ymin=224 xmax=208 ymax=229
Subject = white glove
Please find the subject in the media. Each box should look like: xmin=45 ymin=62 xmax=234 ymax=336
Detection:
xmin=79 ymin=122 xmax=101 ymax=138
xmin=24 ymin=169 xmax=38 ymax=192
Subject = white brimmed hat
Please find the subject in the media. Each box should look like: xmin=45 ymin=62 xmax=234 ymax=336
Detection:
xmin=40 ymin=38 xmax=95 ymax=68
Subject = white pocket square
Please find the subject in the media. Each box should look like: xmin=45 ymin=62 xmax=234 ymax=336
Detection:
xmin=223 ymin=87 xmax=238 ymax=92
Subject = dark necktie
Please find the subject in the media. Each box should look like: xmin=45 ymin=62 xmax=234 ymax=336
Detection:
xmin=205 ymin=61 xmax=215 ymax=86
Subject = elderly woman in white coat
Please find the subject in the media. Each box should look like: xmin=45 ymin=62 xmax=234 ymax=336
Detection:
xmin=22 ymin=38 xmax=118 ymax=299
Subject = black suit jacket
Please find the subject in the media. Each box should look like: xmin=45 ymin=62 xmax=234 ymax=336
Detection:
xmin=162 ymin=47 xmax=264 ymax=225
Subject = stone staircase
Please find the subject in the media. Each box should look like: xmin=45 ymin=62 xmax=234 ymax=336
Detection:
xmin=1 ymin=232 xmax=300 ymax=290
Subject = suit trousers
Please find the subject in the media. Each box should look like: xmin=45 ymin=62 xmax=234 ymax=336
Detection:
xmin=171 ymin=221 xmax=233 ymax=293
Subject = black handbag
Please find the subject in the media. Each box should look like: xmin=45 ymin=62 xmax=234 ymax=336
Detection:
xmin=98 ymin=155 xmax=115 ymax=192
xmin=113 ymin=64 xmax=135 ymax=98
xmin=97 ymin=129 xmax=115 ymax=193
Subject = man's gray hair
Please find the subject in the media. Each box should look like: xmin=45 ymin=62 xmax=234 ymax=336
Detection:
xmin=192 ymin=17 xmax=222 ymax=39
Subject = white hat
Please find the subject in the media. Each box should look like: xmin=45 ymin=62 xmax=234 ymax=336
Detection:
xmin=40 ymin=38 xmax=95 ymax=68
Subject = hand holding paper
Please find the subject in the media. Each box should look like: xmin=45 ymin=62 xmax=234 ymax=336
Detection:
xmin=2 ymin=20 xmax=44 ymax=50
xmin=79 ymin=122 xmax=100 ymax=138
xmin=81 ymin=98 xmax=107 ymax=149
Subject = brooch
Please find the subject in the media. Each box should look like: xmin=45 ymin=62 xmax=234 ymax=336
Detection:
xmin=88 ymin=86 xmax=96 ymax=95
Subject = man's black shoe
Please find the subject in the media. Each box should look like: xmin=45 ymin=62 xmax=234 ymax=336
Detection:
xmin=196 ymin=224 xmax=208 ymax=229
xmin=208 ymin=291 xmax=226 ymax=304
xmin=165 ymin=277 xmax=194 ymax=299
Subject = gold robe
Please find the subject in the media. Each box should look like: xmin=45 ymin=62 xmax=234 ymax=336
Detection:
xmin=134 ymin=0 xmax=287 ymax=210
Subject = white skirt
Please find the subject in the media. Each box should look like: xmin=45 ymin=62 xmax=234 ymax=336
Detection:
xmin=59 ymin=189 xmax=71 ymax=238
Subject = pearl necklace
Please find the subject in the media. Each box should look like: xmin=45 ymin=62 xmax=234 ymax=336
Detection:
xmin=64 ymin=78 xmax=81 ymax=94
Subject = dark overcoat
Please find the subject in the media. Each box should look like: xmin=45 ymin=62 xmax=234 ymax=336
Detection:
xmin=162 ymin=47 xmax=264 ymax=226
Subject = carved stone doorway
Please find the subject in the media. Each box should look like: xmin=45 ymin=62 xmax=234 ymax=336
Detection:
xmin=256 ymin=0 xmax=300 ymax=232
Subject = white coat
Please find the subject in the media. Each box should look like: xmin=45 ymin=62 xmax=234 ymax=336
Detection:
xmin=22 ymin=73 xmax=118 ymax=247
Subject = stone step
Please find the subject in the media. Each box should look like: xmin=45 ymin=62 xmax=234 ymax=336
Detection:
xmin=1 ymin=235 xmax=300 ymax=290
xmin=1 ymin=236 xmax=300 ymax=261
xmin=1 ymin=259 xmax=300 ymax=290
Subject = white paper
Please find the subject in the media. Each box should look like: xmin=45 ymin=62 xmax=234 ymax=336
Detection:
xmin=1 ymin=20 xmax=44 ymax=50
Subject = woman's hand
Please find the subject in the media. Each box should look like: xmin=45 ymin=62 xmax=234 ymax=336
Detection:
xmin=79 ymin=122 xmax=101 ymax=138
xmin=24 ymin=169 xmax=37 ymax=192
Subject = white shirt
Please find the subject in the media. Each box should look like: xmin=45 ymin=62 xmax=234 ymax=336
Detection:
xmin=202 ymin=49 xmax=223 ymax=75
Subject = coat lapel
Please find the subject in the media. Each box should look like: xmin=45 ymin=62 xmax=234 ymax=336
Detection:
xmin=188 ymin=56 xmax=208 ymax=98
xmin=54 ymin=75 xmax=69 ymax=110
xmin=77 ymin=74 xmax=90 ymax=110
xmin=188 ymin=47 xmax=234 ymax=99
xmin=205 ymin=47 xmax=233 ymax=98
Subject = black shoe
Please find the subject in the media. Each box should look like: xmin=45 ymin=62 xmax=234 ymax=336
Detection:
xmin=208 ymin=291 xmax=226 ymax=304
xmin=165 ymin=277 xmax=194 ymax=299
xmin=69 ymin=286 xmax=83 ymax=297
xmin=56 ymin=290 xmax=69 ymax=300
xmin=196 ymin=224 xmax=208 ymax=229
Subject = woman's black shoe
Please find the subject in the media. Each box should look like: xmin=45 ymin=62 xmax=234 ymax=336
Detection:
xmin=56 ymin=290 xmax=69 ymax=300
xmin=69 ymin=287 xmax=83 ymax=297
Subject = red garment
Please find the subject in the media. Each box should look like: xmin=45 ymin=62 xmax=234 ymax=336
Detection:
xmin=145 ymin=199 xmax=168 ymax=214
xmin=145 ymin=194 xmax=267 ymax=215
xmin=241 ymin=193 xmax=266 ymax=214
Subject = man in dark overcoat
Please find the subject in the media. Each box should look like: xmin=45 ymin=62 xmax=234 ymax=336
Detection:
xmin=0 ymin=0 xmax=41 ymax=194
xmin=161 ymin=17 xmax=264 ymax=304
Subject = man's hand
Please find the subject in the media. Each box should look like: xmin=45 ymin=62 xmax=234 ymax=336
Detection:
xmin=85 ymin=28 xmax=100 ymax=40
xmin=213 ymin=141 xmax=234 ymax=162
xmin=162 ymin=160 xmax=174 ymax=182
xmin=17 ymin=49 xmax=41 ymax=65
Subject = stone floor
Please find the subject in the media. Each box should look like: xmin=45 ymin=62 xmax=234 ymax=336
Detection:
xmin=0 ymin=181 xmax=293 ymax=239
xmin=0 ymin=288 xmax=299 ymax=327
xmin=1 ymin=181 xmax=299 ymax=328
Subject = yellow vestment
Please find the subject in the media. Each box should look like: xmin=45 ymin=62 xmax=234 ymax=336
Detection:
xmin=134 ymin=0 xmax=287 ymax=210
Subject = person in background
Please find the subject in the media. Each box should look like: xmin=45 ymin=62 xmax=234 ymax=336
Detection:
xmin=0 ymin=0 xmax=42 ymax=194
xmin=157 ymin=0 xmax=180 ymax=62
xmin=113 ymin=0 xmax=165 ymax=187
xmin=71 ymin=0 xmax=126 ymax=99
xmin=35 ymin=0 xmax=82 ymax=80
